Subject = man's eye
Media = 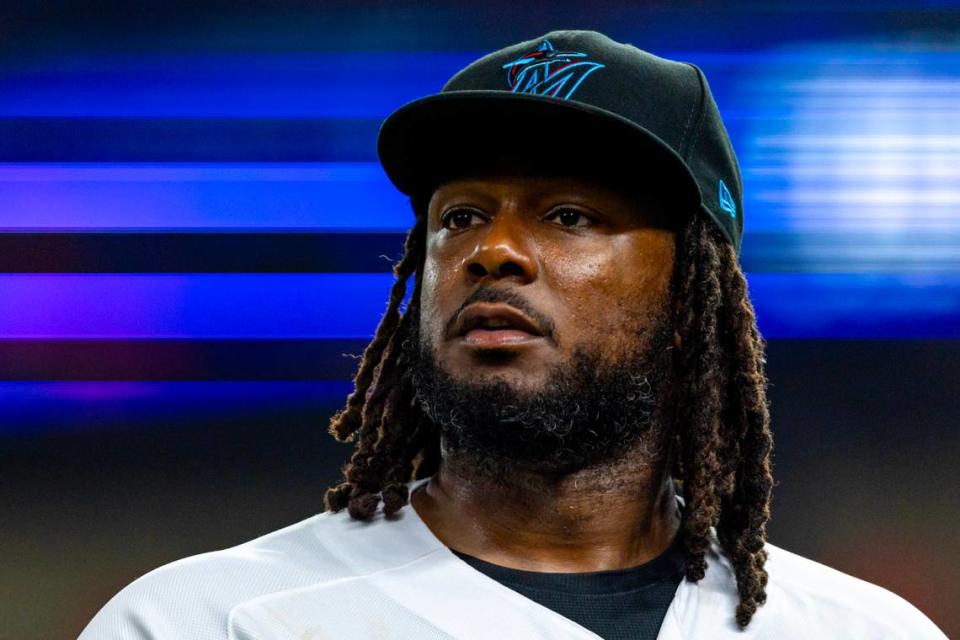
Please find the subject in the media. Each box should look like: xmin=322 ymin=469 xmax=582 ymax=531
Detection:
xmin=544 ymin=207 xmax=594 ymax=228
xmin=440 ymin=207 xmax=484 ymax=230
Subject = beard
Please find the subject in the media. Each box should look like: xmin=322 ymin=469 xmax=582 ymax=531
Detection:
xmin=405 ymin=305 xmax=675 ymax=478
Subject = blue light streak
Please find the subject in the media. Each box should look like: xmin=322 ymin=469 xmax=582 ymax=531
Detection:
xmin=0 ymin=163 xmax=412 ymax=231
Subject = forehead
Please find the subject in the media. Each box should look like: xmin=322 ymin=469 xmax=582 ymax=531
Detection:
xmin=432 ymin=173 xmax=620 ymax=199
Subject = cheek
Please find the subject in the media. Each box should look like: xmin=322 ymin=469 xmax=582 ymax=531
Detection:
xmin=618 ymin=235 xmax=675 ymax=310
xmin=545 ymin=254 xmax=604 ymax=330
xmin=545 ymin=231 xmax=674 ymax=349
xmin=418 ymin=253 xmax=456 ymax=344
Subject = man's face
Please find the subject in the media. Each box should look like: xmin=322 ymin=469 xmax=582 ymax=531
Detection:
xmin=408 ymin=173 xmax=678 ymax=472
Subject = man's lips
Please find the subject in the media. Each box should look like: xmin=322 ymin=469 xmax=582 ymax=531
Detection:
xmin=461 ymin=327 xmax=544 ymax=347
xmin=449 ymin=302 xmax=549 ymax=349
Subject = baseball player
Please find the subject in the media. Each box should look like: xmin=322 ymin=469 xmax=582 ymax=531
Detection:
xmin=80 ymin=30 xmax=947 ymax=639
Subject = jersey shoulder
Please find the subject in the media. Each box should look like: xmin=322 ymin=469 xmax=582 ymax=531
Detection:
xmin=756 ymin=542 xmax=947 ymax=639
xmin=78 ymin=509 xmax=366 ymax=640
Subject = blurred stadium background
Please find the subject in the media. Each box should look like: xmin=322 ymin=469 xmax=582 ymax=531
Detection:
xmin=1 ymin=1 xmax=957 ymax=638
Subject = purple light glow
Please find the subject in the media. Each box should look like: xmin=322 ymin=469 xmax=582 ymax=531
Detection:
xmin=0 ymin=163 xmax=410 ymax=231
xmin=0 ymin=274 xmax=396 ymax=338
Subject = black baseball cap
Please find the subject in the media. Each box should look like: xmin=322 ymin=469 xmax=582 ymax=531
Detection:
xmin=377 ymin=29 xmax=744 ymax=254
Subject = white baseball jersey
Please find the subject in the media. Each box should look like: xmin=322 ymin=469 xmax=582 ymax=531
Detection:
xmin=80 ymin=476 xmax=947 ymax=639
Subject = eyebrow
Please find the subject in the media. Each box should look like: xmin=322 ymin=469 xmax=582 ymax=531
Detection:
xmin=428 ymin=177 xmax=666 ymax=228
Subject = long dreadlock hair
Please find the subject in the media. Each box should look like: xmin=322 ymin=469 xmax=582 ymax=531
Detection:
xmin=323 ymin=195 xmax=774 ymax=628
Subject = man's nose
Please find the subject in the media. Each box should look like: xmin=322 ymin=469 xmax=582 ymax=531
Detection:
xmin=464 ymin=212 xmax=538 ymax=283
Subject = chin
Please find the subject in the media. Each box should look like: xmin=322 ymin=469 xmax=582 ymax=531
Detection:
xmin=449 ymin=364 xmax=546 ymax=396
xmin=443 ymin=342 xmax=562 ymax=377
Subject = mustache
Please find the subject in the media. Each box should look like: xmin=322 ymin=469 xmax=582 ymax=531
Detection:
xmin=444 ymin=286 xmax=557 ymax=344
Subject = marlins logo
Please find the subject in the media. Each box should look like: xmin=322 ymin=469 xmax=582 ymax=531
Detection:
xmin=502 ymin=40 xmax=605 ymax=100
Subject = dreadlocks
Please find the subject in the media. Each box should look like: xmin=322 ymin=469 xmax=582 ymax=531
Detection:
xmin=323 ymin=197 xmax=774 ymax=629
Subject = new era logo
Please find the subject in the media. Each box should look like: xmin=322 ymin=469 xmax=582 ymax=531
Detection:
xmin=718 ymin=179 xmax=737 ymax=219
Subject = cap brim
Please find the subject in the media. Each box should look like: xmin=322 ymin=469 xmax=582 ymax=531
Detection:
xmin=377 ymin=91 xmax=702 ymax=215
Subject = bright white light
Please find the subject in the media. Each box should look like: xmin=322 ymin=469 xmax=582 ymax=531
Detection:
xmin=743 ymin=45 xmax=960 ymax=242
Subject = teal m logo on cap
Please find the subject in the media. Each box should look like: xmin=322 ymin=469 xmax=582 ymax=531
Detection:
xmin=502 ymin=40 xmax=605 ymax=100
xmin=718 ymin=179 xmax=737 ymax=218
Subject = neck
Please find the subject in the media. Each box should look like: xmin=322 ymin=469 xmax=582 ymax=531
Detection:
xmin=410 ymin=437 xmax=681 ymax=572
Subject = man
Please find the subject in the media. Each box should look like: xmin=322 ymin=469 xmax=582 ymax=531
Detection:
xmin=81 ymin=30 xmax=946 ymax=639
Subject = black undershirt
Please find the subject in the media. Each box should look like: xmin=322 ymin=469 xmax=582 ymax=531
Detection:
xmin=451 ymin=534 xmax=685 ymax=640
